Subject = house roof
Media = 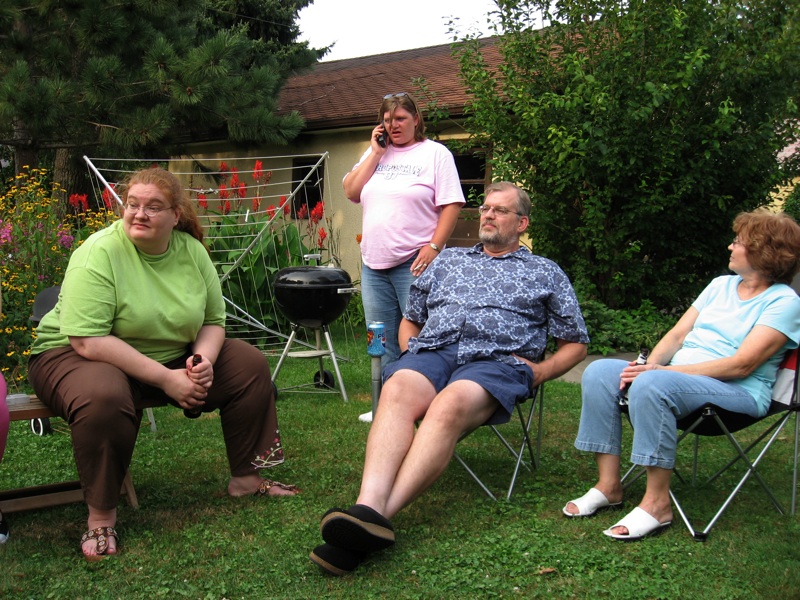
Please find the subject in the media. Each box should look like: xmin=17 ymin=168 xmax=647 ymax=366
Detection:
xmin=277 ymin=37 xmax=502 ymax=131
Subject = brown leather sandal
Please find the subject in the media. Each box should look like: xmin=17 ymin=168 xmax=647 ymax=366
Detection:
xmin=254 ymin=479 xmax=301 ymax=497
xmin=80 ymin=526 xmax=119 ymax=562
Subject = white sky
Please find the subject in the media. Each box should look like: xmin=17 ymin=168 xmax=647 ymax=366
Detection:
xmin=298 ymin=0 xmax=500 ymax=62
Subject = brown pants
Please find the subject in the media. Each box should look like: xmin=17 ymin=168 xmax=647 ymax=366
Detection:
xmin=28 ymin=339 xmax=282 ymax=510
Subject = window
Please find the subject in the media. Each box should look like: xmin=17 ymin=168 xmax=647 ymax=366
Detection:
xmin=452 ymin=151 xmax=488 ymax=207
xmin=291 ymin=159 xmax=324 ymax=218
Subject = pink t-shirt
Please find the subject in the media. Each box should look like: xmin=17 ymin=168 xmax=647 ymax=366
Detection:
xmin=348 ymin=139 xmax=465 ymax=269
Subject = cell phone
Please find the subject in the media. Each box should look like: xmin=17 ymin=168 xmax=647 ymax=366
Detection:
xmin=376 ymin=128 xmax=388 ymax=148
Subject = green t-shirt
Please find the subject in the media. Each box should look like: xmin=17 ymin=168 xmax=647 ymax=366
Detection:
xmin=31 ymin=219 xmax=226 ymax=364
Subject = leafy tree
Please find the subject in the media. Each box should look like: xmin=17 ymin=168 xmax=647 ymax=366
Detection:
xmin=0 ymin=0 xmax=324 ymax=189
xmin=455 ymin=0 xmax=800 ymax=309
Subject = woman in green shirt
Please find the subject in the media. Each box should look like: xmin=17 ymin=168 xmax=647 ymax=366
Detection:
xmin=29 ymin=167 xmax=298 ymax=561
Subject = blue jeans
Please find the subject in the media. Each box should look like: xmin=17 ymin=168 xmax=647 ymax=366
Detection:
xmin=361 ymin=255 xmax=417 ymax=367
xmin=575 ymin=359 xmax=760 ymax=470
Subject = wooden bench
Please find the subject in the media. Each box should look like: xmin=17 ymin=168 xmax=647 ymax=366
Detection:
xmin=0 ymin=395 xmax=163 ymax=514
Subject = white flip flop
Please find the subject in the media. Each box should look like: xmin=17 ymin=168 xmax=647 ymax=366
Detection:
xmin=603 ymin=506 xmax=672 ymax=541
xmin=562 ymin=488 xmax=622 ymax=518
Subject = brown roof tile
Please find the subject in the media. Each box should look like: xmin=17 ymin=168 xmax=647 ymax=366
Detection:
xmin=278 ymin=37 xmax=502 ymax=130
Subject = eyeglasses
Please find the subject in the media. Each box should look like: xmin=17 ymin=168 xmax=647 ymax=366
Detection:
xmin=383 ymin=92 xmax=409 ymax=99
xmin=124 ymin=203 xmax=172 ymax=217
xmin=478 ymin=205 xmax=524 ymax=217
xmin=731 ymin=237 xmax=744 ymax=247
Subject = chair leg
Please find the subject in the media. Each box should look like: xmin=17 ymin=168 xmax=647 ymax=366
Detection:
xmin=145 ymin=407 xmax=157 ymax=432
xmin=121 ymin=471 xmax=139 ymax=509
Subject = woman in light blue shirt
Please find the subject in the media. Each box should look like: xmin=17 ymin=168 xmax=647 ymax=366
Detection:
xmin=563 ymin=209 xmax=800 ymax=541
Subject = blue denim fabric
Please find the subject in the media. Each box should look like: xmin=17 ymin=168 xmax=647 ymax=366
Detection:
xmin=360 ymin=254 xmax=417 ymax=367
xmin=574 ymin=359 xmax=759 ymax=470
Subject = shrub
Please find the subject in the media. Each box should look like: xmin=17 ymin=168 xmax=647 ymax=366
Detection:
xmin=579 ymin=297 xmax=679 ymax=356
xmin=0 ymin=167 xmax=116 ymax=390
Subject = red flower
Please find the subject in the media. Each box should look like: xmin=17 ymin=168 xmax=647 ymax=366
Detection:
xmin=253 ymin=197 xmax=262 ymax=212
xmin=266 ymin=204 xmax=277 ymax=218
xmin=237 ymin=182 xmax=246 ymax=199
xmin=222 ymin=200 xmax=231 ymax=215
xmin=230 ymin=169 xmax=240 ymax=189
xmin=281 ymin=196 xmax=290 ymax=215
xmin=219 ymin=161 xmax=229 ymax=173
xmin=296 ymin=204 xmax=308 ymax=220
xmin=69 ymin=193 xmax=89 ymax=212
xmin=310 ymin=201 xmax=324 ymax=224
xmin=218 ymin=183 xmax=230 ymax=199
xmin=318 ymin=227 xmax=328 ymax=248
xmin=266 ymin=170 xmax=273 ymax=184
xmin=198 ymin=193 xmax=208 ymax=210
xmin=253 ymin=160 xmax=263 ymax=182
xmin=101 ymin=184 xmax=116 ymax=209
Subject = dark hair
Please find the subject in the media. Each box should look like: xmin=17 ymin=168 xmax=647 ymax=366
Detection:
xmin=484 ymin=182 xmax=532 ymax=217
xmin=121 ymin=167 xmax=205 ymax=245
xmin=733 ymin=209 xmax=800 ymax=284
xmin=378 ymin=92 xmax=426 ymax=141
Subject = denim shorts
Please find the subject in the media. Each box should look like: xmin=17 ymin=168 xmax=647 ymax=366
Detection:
xmin=383 ymin=343 xmax=534 ymax=425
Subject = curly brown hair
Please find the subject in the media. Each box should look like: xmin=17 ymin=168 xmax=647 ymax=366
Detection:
xmin=733 ymin=209 xmax=800 ymax=285
xmin=121 ymin=167 xmax=205 ymax=246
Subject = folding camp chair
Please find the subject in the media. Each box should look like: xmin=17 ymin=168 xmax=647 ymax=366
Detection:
xmin=621 ymin=346 xmax=799 ymax=541
xmin=453 ymin=379 xmax=545 ymax=501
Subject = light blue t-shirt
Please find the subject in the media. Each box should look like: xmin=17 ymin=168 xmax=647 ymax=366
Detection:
xmin=671 ymin=275 xmax=800 ymax=414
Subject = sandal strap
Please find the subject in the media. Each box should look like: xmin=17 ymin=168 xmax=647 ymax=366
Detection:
xmin=80 ymin=526 xmax=118 ymax=556
xmin=254 ymin=479 xmax=301 ymax=496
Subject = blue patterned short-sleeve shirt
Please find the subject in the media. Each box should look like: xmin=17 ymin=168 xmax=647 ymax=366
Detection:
xmin=405 ymin=244 xmax=589 ymax=366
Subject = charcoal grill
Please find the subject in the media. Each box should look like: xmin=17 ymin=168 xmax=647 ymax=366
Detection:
xmin=270 ymin=262 xmax=357 ymax=401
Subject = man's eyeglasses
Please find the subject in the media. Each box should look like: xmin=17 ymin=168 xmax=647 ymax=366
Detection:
xmin=478 ymin=205 xmax=524 ymax=217
xmin=124 ymin=203 xmax=172 ymax=218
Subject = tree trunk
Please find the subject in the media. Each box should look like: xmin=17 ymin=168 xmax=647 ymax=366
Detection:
xmin=54 ymin=149 xmax=93 ymax=200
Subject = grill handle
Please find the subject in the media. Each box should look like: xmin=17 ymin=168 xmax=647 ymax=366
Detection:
xmin=338 ymin=287 xmax=359 ymax=295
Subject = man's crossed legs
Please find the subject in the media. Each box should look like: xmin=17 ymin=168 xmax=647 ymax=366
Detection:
xmin=310 ymin=346 xmax=533 ymax=576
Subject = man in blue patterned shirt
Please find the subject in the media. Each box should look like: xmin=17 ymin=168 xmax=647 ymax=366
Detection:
xmin=311 ymin=182 xmax=589 ymax=576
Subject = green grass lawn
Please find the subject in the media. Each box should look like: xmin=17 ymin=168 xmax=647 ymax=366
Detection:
xmin=1 ymin=331 xmax=799 ymax=599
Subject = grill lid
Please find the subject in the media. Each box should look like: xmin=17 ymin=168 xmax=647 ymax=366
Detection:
xmin=274 ymin=266 xmax=352 ymax=288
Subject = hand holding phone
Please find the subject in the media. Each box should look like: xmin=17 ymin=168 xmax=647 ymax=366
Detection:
xmin=376 ymin=127 xmax=388 ymax=148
